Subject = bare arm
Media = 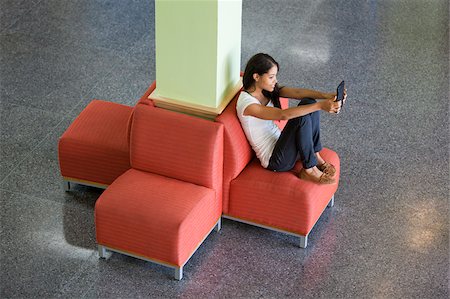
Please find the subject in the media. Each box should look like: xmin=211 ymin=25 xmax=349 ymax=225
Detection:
xmin=243 ymin=99 xmax=341 ymax=121
xmin=279 ymin=86 xmax=336 ymax=100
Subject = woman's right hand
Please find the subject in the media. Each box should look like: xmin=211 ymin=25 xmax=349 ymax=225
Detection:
xmin=321 ymin=97 xmax=342 ymax=114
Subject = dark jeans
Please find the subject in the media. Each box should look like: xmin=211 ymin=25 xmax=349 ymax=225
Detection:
xmin=267 ymin=98 xmax=322 ymax=171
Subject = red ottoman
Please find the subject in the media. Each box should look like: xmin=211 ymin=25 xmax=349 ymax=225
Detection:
xmin=95 ymin=104 xmax=224 ymax=280
xmin=58 ymin=100 xmax=133 ymax=189
xmin=58 ymin=82 xmax=156 ymax=189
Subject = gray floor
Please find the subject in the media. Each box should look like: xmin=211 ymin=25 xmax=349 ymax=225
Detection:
xmin=1 ymin=0 xmax=448 ymax=298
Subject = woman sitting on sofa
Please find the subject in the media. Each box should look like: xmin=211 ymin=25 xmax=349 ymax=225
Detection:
xmin=237 ymin=53 xmax=346 ymax=184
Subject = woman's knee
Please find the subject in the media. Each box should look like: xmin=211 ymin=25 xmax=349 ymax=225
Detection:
xmin=288 ymin=112 xmax=312 ymax=126
xmin=298 ymin=113 xmax=312 ymax=127
xmin=297 ymin=97 xmax=317 ymax=106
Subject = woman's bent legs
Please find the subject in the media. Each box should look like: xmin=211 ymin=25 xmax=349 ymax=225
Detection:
xmin=268 ymin=98 xmax=322 ymax=171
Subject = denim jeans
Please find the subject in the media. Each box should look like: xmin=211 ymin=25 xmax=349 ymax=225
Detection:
xmin=267 ymin=98 xmax=322 ymax=171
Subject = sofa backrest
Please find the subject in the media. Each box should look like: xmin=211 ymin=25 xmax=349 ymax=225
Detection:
xmin=126 ymin=81 xmax=157 ymax=145
xmin=215 ymin=92 xmax=289 ymax=214
xmin=130 ymin=104 xmax=224 ymax=201
xmin=215 ymin=94 xmax=252 ymax=214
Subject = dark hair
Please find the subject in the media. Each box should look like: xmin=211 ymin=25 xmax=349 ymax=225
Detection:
xmin=243 ymin=53 xmax=281 ymax=108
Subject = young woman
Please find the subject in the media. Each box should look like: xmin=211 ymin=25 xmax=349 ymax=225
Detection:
xmin=237 ymin=53 xmax=346 ymax=184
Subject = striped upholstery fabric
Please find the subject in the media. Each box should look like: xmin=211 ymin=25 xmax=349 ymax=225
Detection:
xmin=125 ymin=81 xmax=156 ymax=145
xmin=58 ymin=100 xmax=133 ymax=185
xmin=95 ymin=169 xmax=218 ymax=266
xmin=96 ymin=104 xmax=224 ymax=268
xmin=215 ymin=94 xmax=289 ymax=213
xmin=229 ymin=148 xmax=340 ymax=236
xmin=130 ymin=105 xmax=224 ymax=196
xmin=215 ymin=95 xmax=253 ymax=213
xmin=274 ymin=97 xmax=289 ymax=129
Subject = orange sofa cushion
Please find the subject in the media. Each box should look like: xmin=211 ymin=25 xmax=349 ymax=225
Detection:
xmin=215 ymin=95 xmax=253 ymax=214
xmin=125 ymin=81 xmax=156 ymax=145
xmin=58 ymin=100 xmax=133 ymax=185
xmin=95 ymin=169 xmax=219 ymax=266
xmin=130 ymin=105 xmax=224 ymax=197
xmin=228 ymin=148 xmax=340 ymax=236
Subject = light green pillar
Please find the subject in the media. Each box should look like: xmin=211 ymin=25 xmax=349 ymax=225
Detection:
xmin=154 ymin=0 xmax=242 ymax=110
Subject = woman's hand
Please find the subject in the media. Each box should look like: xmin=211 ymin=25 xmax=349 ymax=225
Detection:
xmin=323 ymin=88 xmax=347 ymax=104
xmin=321 ymin=97 xmax=342 ymax=114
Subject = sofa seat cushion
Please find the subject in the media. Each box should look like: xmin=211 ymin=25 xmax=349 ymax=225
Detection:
xmin=95 ymin=168 xmax=220 ymax=267
xmin=227 ymin=148 xmax=340 ymax=236
xmin=58 ymin=100 xmax=133 ymax=185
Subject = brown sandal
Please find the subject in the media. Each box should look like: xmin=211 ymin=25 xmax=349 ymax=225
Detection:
xmin=317 ymin=162 xmax=336 ymax=177
xmin=299 ymin=169 xmax=336 ymax=185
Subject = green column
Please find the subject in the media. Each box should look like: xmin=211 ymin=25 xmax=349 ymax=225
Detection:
xmin=155 ymin=0 xmax=242 ymax=109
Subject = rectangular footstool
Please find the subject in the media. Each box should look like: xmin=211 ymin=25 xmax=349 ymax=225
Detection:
xmin=58 ymin=82 xmax=156 ymax=189
xmin=58 ymin=100 xmax=133 ymax=189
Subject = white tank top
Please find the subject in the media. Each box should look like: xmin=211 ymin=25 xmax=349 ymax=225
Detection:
xmin=236 ymin=91 xmax=281 ymax=168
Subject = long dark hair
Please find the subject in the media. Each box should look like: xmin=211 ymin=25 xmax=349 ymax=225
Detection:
xmin=242 ymin=53 xmax=281 ymax=108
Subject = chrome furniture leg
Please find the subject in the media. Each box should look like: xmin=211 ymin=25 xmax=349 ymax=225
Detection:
xmin=299 ymin=235 xmax=308 ymax=248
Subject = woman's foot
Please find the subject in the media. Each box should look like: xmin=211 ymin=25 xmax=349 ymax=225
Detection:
xmin=315 ymin=152 xmax=336 ymax=176
xmin=298 ymin=167 xmax=336 ymax=185
xmin=317 ymin=162 xmax=336 ymax=176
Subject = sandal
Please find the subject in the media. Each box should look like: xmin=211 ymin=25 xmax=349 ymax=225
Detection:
xmin=317 ymin=162 xmax=336 ymax=177
xmin=299 ymin=169 xmax=336 ymax=185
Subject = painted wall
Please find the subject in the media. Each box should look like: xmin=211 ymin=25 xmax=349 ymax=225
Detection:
xmin=155 ymin=0 xmax=242 ymax=108
xmin=216 ymin=0 xmax=242 ymax=106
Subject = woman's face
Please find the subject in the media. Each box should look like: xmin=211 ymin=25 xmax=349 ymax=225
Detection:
xmin=254 ymin=65 xmax=278 ymax=92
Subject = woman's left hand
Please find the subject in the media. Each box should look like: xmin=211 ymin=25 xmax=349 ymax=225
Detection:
xmin=325 ymin=89 xmax=347 ymax=104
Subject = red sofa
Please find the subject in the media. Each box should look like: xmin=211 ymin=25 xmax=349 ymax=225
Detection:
xmin=57 ymin=81 xmax=340 ymax=279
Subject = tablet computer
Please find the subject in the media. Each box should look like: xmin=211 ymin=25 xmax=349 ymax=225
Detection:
xmin=336 ymin=80 xmax=345 ymax=102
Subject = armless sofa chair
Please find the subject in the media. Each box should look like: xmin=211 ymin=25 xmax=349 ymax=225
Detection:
xmin=95 ymin=103 xmax=224 ymax=280
xmin=215 ymin=94 xmax=340 ymax=248
xmin=58 ymin=82 xmax=156 ymax=190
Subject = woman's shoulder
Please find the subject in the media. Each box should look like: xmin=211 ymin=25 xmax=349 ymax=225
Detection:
xmin=236 ymin=91 xmax=260 ymax=116
xmin=238 ymin=91 xmax=259 ymax=104
xmin=237 ymin=91 xmax=260 ymax=108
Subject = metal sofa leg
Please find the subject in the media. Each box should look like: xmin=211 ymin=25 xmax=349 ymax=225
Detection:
xmin=175 ymin=267 xmax=183 ymax=280
xmin=327 ymin=195 xmax=335 ymax=207
xmin=98 ymin=245 xmax=107 ymax=258
xmin=299 ymin=235 xmax=308 ymax=248
xmin=62 ymin=180 xmax=71 ymax=192
xmin=214 ymin=218 xmax=222 ymax=232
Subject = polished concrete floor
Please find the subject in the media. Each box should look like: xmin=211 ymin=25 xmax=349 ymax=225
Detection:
xmin=1 ymin=0 xmax=448 ymax=298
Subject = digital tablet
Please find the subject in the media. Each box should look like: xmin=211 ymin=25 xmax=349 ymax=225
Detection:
xmin=336 ymin=80 xmax=345 ymax=102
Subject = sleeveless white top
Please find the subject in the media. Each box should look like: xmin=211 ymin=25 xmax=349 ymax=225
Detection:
xmin=236 ymin=91 xmax=281 ymax=168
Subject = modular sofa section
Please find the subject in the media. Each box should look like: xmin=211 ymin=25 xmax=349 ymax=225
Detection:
xmin=216 ymin=93 xmax=339 ymax=247
xmin=58 ymin=82 xmax=157 ymax=189
xmin=58 ymin=100 xmax=133 ymax=188
xmin=95 ymin=104 xmax=224 ymax=279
